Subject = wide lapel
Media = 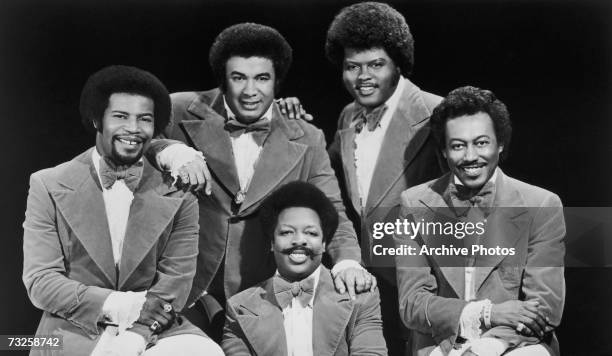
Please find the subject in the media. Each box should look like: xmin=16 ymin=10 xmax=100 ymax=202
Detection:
xmin=181 ymin=91 xmax=241 ymax=196
xmin=366 ymin=80 xmax=435 ymax=215
xmin=474 ymin=170 xmax=529 ymax=291
xmin=337 ymin=115 xmax=362 ymax=214
xmin=51 ymin=148 xmax=117 ymax=287
xmin=237 ymin=105 xmax=307 ymax=214
xmin=118 ymin=160 xmax=183 ymax=289
xmin=235 ymin=280 xmax=288 ymax=356
xmin=313 ymin=268 xmax=353 ymax=356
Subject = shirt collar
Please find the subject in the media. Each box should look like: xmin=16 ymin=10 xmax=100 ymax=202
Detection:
xmin=223 ymin=95 xmax=274 ymax=124
xmin=275 ymin=265 xmax=321 ymax=307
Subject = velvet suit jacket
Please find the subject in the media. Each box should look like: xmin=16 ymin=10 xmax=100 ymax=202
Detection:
xmin=328 ymin=79 xmax=446 ymax=271
xmin=395 ymin=170 xmax=566 ymax=356
xmin=222 ymin=266 xmax=387 ymax=356
xmin=161 ymin=89 xmax=361 ymax=303
xmin=22 ymin=148 xmax=201 ymax=356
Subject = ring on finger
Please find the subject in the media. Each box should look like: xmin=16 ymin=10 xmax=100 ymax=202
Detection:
xmin=516 ymin=322 xmax=526 ymax=333
xmin=163 ymin=303 xmax=172 ymax=313
xmin=150 ymin=320 xmax=161 ymax=332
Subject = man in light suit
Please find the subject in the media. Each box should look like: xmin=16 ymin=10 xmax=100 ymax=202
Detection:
xmin=22 ymin=65 xmax=222 ymax=355
xmin=223 ymin=181 xmax=387 ymax=356
xmin=324 ymin=3 xmax=446 ymax=354
xmin=151 ymin=23 xmax=374 ymax=340
xmin=396 ymin=86 xmax=565 ymax=356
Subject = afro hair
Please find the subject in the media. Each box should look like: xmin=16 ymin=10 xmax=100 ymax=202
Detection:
xmin=259 ymin=181 xmax=339 ymax=246
xmin=209 ymin=23 xmax=293 ymax=93
xmin=79 ymin=65 xmax=171 ymax=136
xmin=326 ymin=2 xmax=414 ymax=77
xmin=430 ymin=86 xmax=512 ymax=161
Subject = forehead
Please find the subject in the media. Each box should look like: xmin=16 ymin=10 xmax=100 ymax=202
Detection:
xmin=276 ymin=207 xmax=321 ymax=228
xmin=445 ymin=112 xmax=496 ymax=140
xmin=225 ymin=56 xmax=275 ymax=75
xmin=106 ymin=93 xmax=154 ymax=112
xmin=343 ymin=47 xmax=392 ymax=63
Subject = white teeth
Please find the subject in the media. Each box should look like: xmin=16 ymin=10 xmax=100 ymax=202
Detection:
xmin=358 ymin=87 xmax=375 ymax=95
xmin=118 ymin=138 xmax=138 ymax=145
xmin=289 ymin=252 xmax=308 ymax=263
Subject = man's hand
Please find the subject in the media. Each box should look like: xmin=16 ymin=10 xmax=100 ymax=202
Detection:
xmin=491 ymin=300 xmax=552 ymax=338
xmin=176 ymin=155 xmax=212 ymax=195
xmin=276 ymin=97 xmax=313 ymax=121
xmin=136 ymin=293 xmax=176 ymax=334
xmin=94 ymin=330 xmax=146 ymax=356
xmin=332 ymin=267 xmax=377 ymax=300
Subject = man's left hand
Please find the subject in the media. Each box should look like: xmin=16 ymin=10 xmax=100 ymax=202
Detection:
xmin=332 ymin=267 xmax=377 ymax=300
xmin=176 ymin=155 xmax=212 ymax=195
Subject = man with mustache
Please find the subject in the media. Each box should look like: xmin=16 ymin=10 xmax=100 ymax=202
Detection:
xmin=22 ymin=65 xmax=223 ymax=355
xmin=324 ymin=2 xmax=447 ymax=354
xmin=150 ymin=23 xmax=374 ymax=341
xmin=223 ymin=181 xmax=387 ymax=356
xmin=395 ymin=86 xmax=565 ymax=356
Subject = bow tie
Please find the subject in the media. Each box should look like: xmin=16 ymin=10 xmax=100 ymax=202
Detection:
xmin=273 ymin=275 xmax=315 ymax=309
xmin=448 ymin=180 xmax=495 ymax=216
xmin=354 ymin=105 xmax=387 ymax=133
xmin=224 ymin=117 xmax=271 ymax=146
xmin=99 ymin=156 xmax=143 ymax=192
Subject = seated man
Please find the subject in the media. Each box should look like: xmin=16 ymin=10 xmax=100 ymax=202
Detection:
xmin=222 ymin=181 xmax=387 ymax=356
xmin=395 ymin=87 xmax=565 ymax=356
xmin=22 ymin=65 xmax=223 ymax=356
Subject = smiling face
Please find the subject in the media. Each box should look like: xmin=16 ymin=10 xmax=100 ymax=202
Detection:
xmin=443 ymin=112 xmax=503 ymax=189
xmin=95 ymin=93 xmax=154 ymax=166
xmin=224 ymin=56 xmax=276 ymax=124
xmin=342 ymin=47 xmax=400 ymax=109
xmin=272 ymin=207 xmax=325 ymax=282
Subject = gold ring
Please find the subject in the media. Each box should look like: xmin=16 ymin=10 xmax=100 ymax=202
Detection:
xmin=163 ymin=303 xmax=172 ymax=313
xmin=150 ymin=321 xmax=161 ymax=331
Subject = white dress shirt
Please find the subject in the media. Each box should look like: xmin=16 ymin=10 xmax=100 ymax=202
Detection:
xmin=277 ymin=266 xmax=321 ymax=356
xmin=223 ymin=97 xmax=273 ymax=192
xmin=353 ymin=76 xmax=406 ymax=206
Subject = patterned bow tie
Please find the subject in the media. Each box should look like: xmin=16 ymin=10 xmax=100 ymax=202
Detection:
xmin=99 ymin=156 xmax=143 ymax=192
xmin=224 ymin=117 xmax=271 ymax=146
xmin=448 ymin=180 xmax=495 ymax=216
xmin=354 ymin=105 xmax=387 ymax=133
xmin=273 ymin=275 xmax=315 ymax=309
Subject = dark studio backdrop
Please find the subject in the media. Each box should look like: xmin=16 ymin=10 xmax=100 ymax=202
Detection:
xmin=0 ymin=0 xmax=610 ymax=354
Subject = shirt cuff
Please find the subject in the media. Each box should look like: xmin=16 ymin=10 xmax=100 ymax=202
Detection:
xmin=331 ymin=259 xmax=364 ymax=276
xmin=156 ymin=143 xmax=205 ymax=177
xmin=102 ymin=291 xmax=147 ymax=332
xmin=458 ymin=300 xmax=489 ymax=340
xmin=469 ymin=337 xmax=508 ymax=356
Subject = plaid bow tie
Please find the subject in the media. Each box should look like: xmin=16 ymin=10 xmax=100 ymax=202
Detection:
xmin=224 ymin=117 xmax=271 ymax=146
xmin=354 ymin=105 xmax=387 ymax=133
xmin=273 ymin=275 xmax=315 ymax=309
xmin=99 ymin=156 xmax=143 ymax=192
xmin=448 ymin=180 xmax=495 ymax=216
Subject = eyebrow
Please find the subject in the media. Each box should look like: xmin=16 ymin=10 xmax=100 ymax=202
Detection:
xmin=230 ymin=71 xmax=271 ymax=77
xmin=345 ymin=58 xmax=387 ymax=65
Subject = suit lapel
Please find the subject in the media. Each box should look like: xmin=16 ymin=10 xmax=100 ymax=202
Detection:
xmin=338 ymin=126 xmax=361 ymax=214
xmin=181 ymin=92 xmax=241 ymax=196
xmin=365 ymin=80 xmax=436 ymax=215
xmin=474 ymin=170 xmax=529 ymax=291
xmin=238 ymin=105 xmax=307 ymax=213
xmin=51 ymin=149 xmax=116 ymax=287
xmin=118 ymin=160 xmax=183 ymax=289
xmin=236 ymin=280 xmax=288 ymax=356
xmin=313 ymin=268 xmax=353 ymax=356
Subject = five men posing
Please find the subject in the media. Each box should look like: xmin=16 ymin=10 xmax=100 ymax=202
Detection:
xmin=22 ymin=2 xmax=565 ymax=356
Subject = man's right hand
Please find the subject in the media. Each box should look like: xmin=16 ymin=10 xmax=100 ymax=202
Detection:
xmin=136 ymin=293 xmax=176 ymax=333
xmin=490 ymin=300 xmax=553 ymax=338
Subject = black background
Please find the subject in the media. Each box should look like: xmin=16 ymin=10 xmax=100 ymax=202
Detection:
xmin=1 ymin=0 xmax=611 ymax=354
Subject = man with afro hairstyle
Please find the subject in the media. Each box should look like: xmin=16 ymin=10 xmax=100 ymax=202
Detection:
xmin=325 ymin=2 xmax=447 ymax=354
xmin=151 ymin=22 xmax=375 ymax=341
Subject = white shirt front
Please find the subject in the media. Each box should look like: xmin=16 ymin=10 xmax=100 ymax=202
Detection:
xmin=353 ymin=76 xmax=406 ymax=207
xmin=276 ymin=266 xmax=321 ymax=356
xmin=223 ymin=97 xmax=273 ymax=192
xmin=92 ymin=149 xmax=136 ymax=265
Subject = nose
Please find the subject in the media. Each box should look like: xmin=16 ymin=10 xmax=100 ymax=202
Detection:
xmin=465 ymin=144 xmax=478 ymax=161
xmin=124 ymin=116 xmax=139 ymax=133
xmin=357 ymin=65 xmax=371 ymax=80
xmin=291 ymin=232 xmax=308 ymax=246
xmin=243 ymin=79 xmax=257 ymax=96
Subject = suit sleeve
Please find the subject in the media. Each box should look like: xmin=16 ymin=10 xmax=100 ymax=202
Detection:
xmin=22 ymin=173 xmax=113 ymax=336
xmin=395 ymin=193 xmax=468 ymax=348
xmin=130 ymin=193 xmax=200 ymax=340
xmin=483 ymin=193 xmax=566 ymax=348
xmin=222 ymin=302 xmax=255 ymax=356
xmin=308 ymin=129 xmax=361 ymax=264
xmin=350 ymin=288 xmax=388 ymax=356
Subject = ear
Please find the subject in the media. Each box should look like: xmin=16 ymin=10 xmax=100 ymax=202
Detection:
xmin=498 ymin=145 xmax=504 ymax=154
xmin=442 ymin=149 xmax=447 ymax=159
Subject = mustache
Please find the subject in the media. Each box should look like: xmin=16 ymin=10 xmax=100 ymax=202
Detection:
xmin=280 ymin=246 xmax=323 ymax=256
